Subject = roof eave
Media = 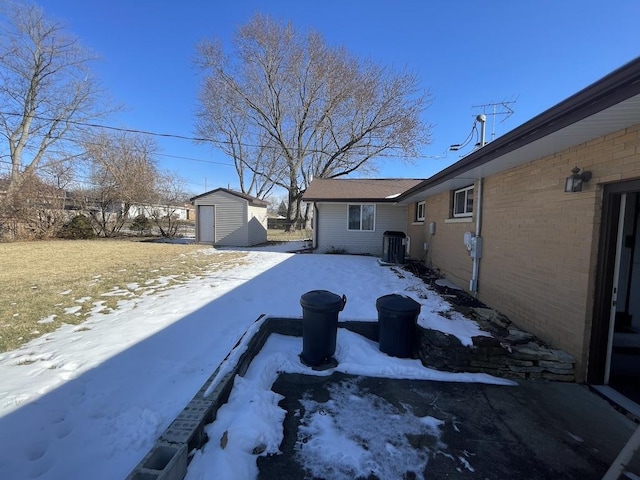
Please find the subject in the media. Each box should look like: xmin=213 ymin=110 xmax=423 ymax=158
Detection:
xmin=190 ymin=187 xmax=268 ymax=207
xmin=303 ymin=198 xmax=403 ymax=203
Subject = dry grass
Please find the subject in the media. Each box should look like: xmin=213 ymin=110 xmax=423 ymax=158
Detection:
xmin=0 ymin=239 xmax=247 ymax=352
xmin=267 ymin=228 xmax=312 ymax=242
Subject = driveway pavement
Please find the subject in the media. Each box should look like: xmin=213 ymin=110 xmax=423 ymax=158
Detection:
xmin=258 ymin=372 xmax=640 ymax=479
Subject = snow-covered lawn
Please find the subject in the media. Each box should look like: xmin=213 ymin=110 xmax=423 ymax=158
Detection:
xmin=0 ymin=244 xmax=496 ymax=479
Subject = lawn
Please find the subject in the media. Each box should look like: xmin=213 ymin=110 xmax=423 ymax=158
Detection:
xmin=267 ymin=228 xmax=312 ymax=242
xmin=0 ymin=239 xmax=246 ymax=352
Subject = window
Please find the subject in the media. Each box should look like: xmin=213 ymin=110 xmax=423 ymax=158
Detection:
xmin=348 ymin=204 xmax=375 ymax=231
xmin=415 ymin=201 xmax=425 ymax=222
xmin=453 ymin=185 xmax=474 ymax=217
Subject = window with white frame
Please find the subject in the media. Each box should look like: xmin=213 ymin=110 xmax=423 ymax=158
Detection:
xmin=348 ymin=204 xmax=375 ymax=231
xmin=453 ymin=185 xmax=474 ymax=217
xmin=415 ymin=201 xmax=425 ymax=222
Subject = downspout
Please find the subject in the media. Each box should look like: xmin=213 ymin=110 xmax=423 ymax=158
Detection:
xmin=470 ymin=177 xmax=483 ymax=294
xmin=470 ymin=114 xmax=486 ymax=295
xmin=313 ymin=203 xmax=319 ymax=250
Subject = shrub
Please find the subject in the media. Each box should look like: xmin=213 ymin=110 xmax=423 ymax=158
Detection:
xmin=59 ymin=215 xmax=95 ymax=239
xmin=130 ymin=214 xmax=152 ymax=235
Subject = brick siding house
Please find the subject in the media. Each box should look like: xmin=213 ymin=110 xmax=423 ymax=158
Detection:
xmin=397 ymin=57 xmax=640 ymax=393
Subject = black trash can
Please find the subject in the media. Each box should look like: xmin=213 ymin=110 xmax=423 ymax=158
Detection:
xmin=376 ymin=294 xmax=421 ymax=358
xmin=382 ymin=231 xmax=406 ymax=264
xmin=300 ymin=290 xmax=347 ymax=366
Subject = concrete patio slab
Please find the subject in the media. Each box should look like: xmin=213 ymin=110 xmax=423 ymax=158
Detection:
xmin=258 ymin=372 xmax=640 ymax=479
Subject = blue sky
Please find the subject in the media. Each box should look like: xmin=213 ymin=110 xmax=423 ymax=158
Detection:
xmin=35 ymin=0 xmax=640 ymax=196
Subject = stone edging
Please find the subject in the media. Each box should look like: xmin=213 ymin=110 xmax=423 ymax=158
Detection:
xmin=125 ymin=316 xmax=304 ymax=480
xmin=416 ymin=307 xmax=575 ymax=381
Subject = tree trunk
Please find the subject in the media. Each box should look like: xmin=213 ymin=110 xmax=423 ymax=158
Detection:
xmin=303 ymin=202 xmax=312 ymax=230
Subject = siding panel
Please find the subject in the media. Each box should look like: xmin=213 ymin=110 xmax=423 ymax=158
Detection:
xmin=316 ymin=202 xmax=408 ymax=255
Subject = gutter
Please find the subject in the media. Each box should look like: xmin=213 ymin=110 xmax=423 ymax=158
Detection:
xmin=312 ymin=203 xmax=319 ymax=251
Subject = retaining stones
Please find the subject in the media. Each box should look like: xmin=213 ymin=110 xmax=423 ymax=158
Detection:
xmin=415 ymin=307 xmax=576 ymax=382
xmin=403 ymin=263 xmax=576 ymax=381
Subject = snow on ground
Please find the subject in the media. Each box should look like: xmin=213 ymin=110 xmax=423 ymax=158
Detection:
xmin=186 ymin=331 xmax=513 ymax=480
xmin=0 ymin=244 xmax=493 ymax=479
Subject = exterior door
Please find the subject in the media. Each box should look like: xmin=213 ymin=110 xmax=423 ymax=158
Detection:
xmin=590 ymin=180 xmax=640 ymax=406
xmin=198 ymin=205 xmax=215 ymax=243
xmin=604 ymin=194 xmax=627 ymax=384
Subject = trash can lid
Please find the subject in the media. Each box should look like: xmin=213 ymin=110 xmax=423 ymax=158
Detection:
xmin=376 ymin=294 xmax=421 ymax=313
xmin=383 ymin=231 xmax=406 ymax=238
xmin=300 ymin=290 xmax=346 ymax=311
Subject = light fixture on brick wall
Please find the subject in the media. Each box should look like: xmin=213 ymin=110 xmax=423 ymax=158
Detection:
xmin=564 ymin=166 xmax=592 ymax=193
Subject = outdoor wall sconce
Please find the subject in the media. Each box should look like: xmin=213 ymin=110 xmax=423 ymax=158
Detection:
xmin=564 ymin=167 xmax=592 ymax=193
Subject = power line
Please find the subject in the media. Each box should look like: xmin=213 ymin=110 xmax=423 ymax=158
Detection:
xmin=0 ymin=110 xmax=443 ymax=161
xmin=155 ymin=152 xmax=234 ymax=167
xmin=0 ymin=111 xmax=214 ymax=144
xmin=1 ymin=133 xmax=237 ymax=171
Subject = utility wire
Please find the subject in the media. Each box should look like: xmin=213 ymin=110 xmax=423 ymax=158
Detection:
xmin=0 ymin=110 xmax=445 ymax=161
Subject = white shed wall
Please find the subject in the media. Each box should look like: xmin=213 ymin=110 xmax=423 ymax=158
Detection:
xmin=314 ymin=202 xmax=408 ymax=255
xmin=247 ymin=204 xmax=268 ymax=246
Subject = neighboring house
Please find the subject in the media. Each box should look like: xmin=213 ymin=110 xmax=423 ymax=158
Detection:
xmin=184 ymin=203 xmax=195 ymax=221
xmin=129 ymin=203 xmax=191 ymax=221
xmin=396 ymin=57 xmax=640 ymax=389
xmin=302 ymin=178 xmax=423 ymax=255
xmin=0 ymin=178 xmax=82 ymax=211
xmin=190 ymin=188 xmax=268 ymax=246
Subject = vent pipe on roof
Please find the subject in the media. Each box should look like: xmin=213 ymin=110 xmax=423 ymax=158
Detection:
xmin=477 ymin=114 xmax=487 ymax=148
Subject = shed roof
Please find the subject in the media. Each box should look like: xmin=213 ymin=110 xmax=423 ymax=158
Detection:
xmin=398 ymin=56 xmax=640 ymax=203
xmin=190 ymin=188 xmax=269 ymax=207
xmin=303 ymin=178 xmax=424 ymax=203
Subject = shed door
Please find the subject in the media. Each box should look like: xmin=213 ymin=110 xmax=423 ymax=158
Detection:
xmin=199 ymin=205 xmax=215 ymax=243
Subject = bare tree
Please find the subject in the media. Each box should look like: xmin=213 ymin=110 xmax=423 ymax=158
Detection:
xmin=265 ymin=194 xmax=288 ymax=217
xmin=0 ymin=2 xmax=111 ymax=197
xmin=195 ymin=14 xmax=431 ymax=229
xmin=195 ymin=76 xmax=282 ymax=198
xmin=83 ymin=131 xmax=157 ymax=237
xmin=0 ymin=172 xmax=69 ymax=239
xmin=145 ymin=170 xmax=189 ymax=238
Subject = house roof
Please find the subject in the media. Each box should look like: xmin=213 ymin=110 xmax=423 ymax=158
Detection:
xmin=398 ymin=56 xmax=640 ymax=203
xmin=190 ymin=188 xmax=269 ymax=207
xmin=303 ymin=178 xmax=424 ymax=203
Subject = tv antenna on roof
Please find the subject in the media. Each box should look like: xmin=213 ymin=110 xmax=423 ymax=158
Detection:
xmin=472 ymin=98 xmax=517 ymax=142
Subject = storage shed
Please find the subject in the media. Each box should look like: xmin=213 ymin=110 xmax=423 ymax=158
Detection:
xmin=190 ymin=188 xmax=268 ymax=246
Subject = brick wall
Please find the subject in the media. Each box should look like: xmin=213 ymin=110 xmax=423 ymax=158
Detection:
xmin=423 ymin=190 xmax=474 ymax=288
xmin=419 ymin=123 xmax=640 ymax=381
xmin=406 ymin=202 xmax=426 ymax=261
